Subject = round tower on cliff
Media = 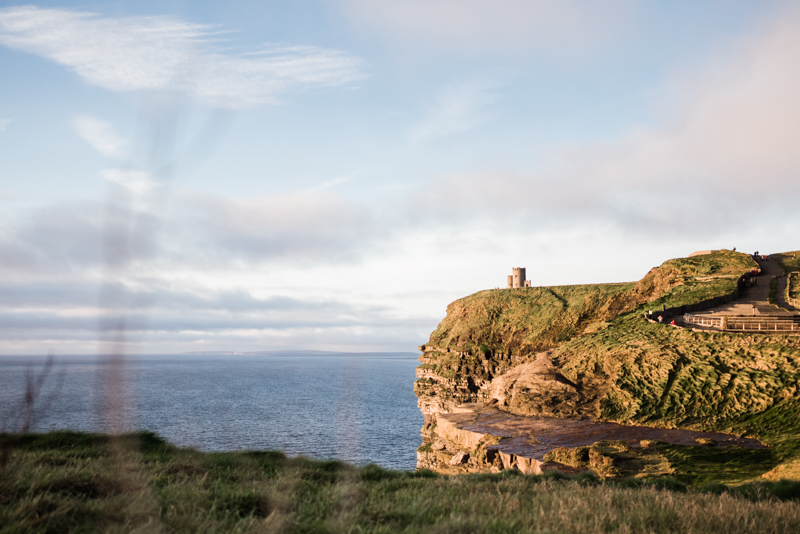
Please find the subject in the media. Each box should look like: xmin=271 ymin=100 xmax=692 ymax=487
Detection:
xmin=512 ymin=267 xmax=526 ymax=288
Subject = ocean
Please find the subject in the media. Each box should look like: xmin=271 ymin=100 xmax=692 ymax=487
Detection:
xmin=0 ymin=352 xmax=423 ymax=471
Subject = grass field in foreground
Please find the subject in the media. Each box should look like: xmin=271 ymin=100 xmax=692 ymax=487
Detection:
xmin=2 ymin=431 xmax=800 ymax=533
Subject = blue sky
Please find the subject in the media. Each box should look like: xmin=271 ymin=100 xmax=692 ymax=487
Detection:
xmin=2 ymin=1 xmax=799 ymax=354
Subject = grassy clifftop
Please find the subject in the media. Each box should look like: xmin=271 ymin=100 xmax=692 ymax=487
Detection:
xmin=775 ymin=250 xmax=800 ymax=273
xmin=427 ymin=282 xmax=634 ymax=357
xmin=632 ymin=249 xmax=758 ymax=310
xmin=426 ymin=250 xmax=758 ymax=357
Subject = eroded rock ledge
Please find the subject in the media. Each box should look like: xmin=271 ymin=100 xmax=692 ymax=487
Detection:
xmin=417 ymin=403 xmax=765 ymax=477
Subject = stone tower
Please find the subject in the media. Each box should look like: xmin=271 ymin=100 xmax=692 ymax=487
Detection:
xmin=507 ymin=267 xmax=530 ymax=288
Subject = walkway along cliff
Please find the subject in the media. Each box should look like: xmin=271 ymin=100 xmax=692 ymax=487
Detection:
xmin=414 ymin=250 xmax=800 ymax=484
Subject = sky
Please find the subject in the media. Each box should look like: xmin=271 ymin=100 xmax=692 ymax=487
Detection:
xmin=1 ymin=1 xmax=800 ymax=354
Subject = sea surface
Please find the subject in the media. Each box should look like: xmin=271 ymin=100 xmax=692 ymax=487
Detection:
xmin=0 ymin=352 xmax=423 ymax=470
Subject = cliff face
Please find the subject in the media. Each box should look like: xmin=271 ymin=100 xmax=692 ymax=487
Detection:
xmin=415 ymin=251 xmax=800 ymax=480
xmin=415 ymin=282 xmax=634 ymax=427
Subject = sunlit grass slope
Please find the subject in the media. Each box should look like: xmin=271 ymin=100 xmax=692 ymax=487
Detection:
xmin=552 ymin=252 xmax=800 ymax=465
xmin=2 ymin=431 xmax=800 ymax=533
xmin=427 ymin=283 xmax=636 ymax=357
xmin=634 ymin=249 xmax=758 ymax=310
xmin=775 ymin=251 xmax=800 ymax=273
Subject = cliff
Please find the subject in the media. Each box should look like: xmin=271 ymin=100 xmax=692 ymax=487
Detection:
xmin=416 ymin=250 xmax=800 ymax=483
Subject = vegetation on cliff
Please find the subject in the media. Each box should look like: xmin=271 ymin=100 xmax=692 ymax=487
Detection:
xmin=425 ymin=249 xmax=757 ymax=357
xmin=775 ymin=250 xmax=800 ymax=273
xmin=417 ymin=250 xmax=800 ymax=482
xmin=630 ymin=249 xmax=757 ymax=310
xmin=2 ymin=431 xmax=800 ymax=533
xmin=426 ymin=282 xmax=635 ymax=357
xmin=775 ymin=251 xmax=800 ymax=302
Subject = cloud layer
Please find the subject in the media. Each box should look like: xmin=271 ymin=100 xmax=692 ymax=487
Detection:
xmin=0 ymin=187 xmax=428 ymax=353
xmin=0 ymin=6 xmax=366 ymax=108
xmin=412 ymin=5 xmax=800 ymax=234
xmin=341 ymin=0 xmax=634 ymax=57
xmin=0 ymin=188 xmax=384 ymax=277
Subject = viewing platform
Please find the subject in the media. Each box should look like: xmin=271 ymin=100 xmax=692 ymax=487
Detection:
xmin=684 ymin=313 xmax=800 ymax=333
xmin=654 ymin=255 xmax=799 ymax=333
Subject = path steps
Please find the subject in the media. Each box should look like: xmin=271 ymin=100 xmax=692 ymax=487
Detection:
xmin=682 ymin=257 xmax=799 ymax=333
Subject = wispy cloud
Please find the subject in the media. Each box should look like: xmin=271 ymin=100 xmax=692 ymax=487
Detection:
xmin=0 ymin=6 xmax=366 ymax=108
xmin=307 ymin=175 xmax=357 ymax=192
xmin=71 ymin=115 xmax=128 ymax=159
xmin=410 ymin=80 xmax=499 ymax=142
xmin=0 ymin=118 xmax=9 ymax=131
xmin=101 ymin=169 xmax=159 ymax=195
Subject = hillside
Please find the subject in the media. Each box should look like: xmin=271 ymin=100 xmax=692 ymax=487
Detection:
xmin=416 ymin=250 xmax=800 ymax=482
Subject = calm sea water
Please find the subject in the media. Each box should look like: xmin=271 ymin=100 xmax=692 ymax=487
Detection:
xmin=0 ymin=352 xmax=423 ymax=470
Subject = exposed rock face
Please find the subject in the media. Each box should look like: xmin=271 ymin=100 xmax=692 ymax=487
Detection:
xmin=414 ymin=403 xmax=765 ymax=478
xmin=544 ymin=441 xmax=674 ymax=479
xmin=414 ymin=283 xmax=638 ymax=440
xmin=489 ymin=352 xmax=595 ymax=418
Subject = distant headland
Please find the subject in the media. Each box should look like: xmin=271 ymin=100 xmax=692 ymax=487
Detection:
xmin=416 ymin=249 xmax=800 ymax=483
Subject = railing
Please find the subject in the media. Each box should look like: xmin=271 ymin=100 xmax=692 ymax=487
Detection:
xmin=684 ymin=313 xmax=800 ymax=332
xmin=683 ymin=315 xmax=724 ymax=329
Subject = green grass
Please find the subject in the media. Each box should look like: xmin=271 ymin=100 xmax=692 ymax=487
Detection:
xmin=655 ymin=443 xmax=778 ymax=486
xmin=774 ymin=251 xmax=800 ymax=274
xmin=769 ymin=277 xmax=779 ymax=305
xmin=774 ymin=251 xmax=800 ymax=303
xmin=633 ymin=250 xmax=758 ymax=311
xmin=427 ymin=282 xmax=636 ymax=357
xmin=3 ymin=431 xmax=800 ymax=533
xmin=424 ymin=250 xmax=758 ymax=358
xmin=556 ymin=314 xmax=800 ymax=444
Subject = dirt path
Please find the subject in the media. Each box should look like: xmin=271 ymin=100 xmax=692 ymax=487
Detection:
xmin=697 ymin=257 xmax=793 ymax=316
